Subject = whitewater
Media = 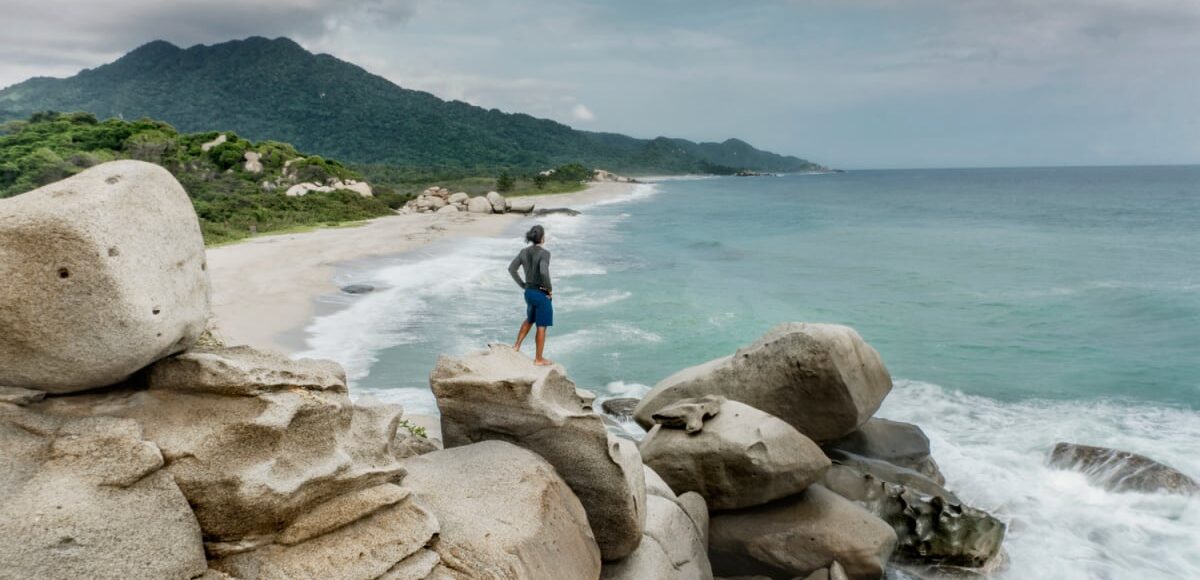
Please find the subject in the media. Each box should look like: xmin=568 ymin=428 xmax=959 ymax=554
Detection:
xmin=298 ymin=168 xmax=1200 ymax=579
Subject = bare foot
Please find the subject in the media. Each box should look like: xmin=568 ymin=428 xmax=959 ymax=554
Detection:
xmin=534 ymin=358 xmax=554 ymax=366
xmin=512 ymin=344 xmax=522 ymax=351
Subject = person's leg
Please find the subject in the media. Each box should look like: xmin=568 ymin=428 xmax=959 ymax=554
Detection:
xmin=513 ymin=319 xmax=533 ymax=350
xmin=534 ymin=326 xmax=552 ymax=365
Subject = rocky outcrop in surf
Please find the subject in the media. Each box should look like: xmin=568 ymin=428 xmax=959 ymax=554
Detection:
xmin=1048 ymin=442 xmax=1199 ymax=495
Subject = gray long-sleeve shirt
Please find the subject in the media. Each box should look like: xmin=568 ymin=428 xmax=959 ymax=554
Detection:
xmin=509 ymin=245 xmax=552 ymax=292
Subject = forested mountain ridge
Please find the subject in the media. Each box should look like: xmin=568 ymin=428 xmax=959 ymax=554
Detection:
xmin=0 ymin=37 xmax=822 ymax=174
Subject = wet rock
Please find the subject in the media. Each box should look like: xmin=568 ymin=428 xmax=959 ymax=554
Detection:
xmin=403 ymin=441 xmax=601 ymax=579
xmin=601 ymin=397 xmax=640 ymax=421
xmin=824 ymin=418 xmax=944 ymax=484
xmin=533 ymin=208 xmax=582 ymax=216
xmin=0 ymin=160 xmax=209 ymax=393
xmin=430 ymin=345 xmax=646 ymax=560
xmin=1048 ymin=442 xmax=1199 ymax=495
xmin=635 ymin=323 xmax=892 ymax=442
xmin=822 ymin=463 xmax=1005 ymax=568
xmin=640 ymin=397 xmax=830 ymax=510
xmin=341 ymin=284 xmax=375 ymax=294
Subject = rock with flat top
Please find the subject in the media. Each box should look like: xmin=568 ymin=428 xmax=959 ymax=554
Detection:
xmin=0 ymin=405 xmax=207 ymax=580
xmin=403 ymin=441 xmax=601 ymax=579
xmin=640 ymin=398 xmax=830 ymax=510
xmin=447 ymin=192 xmax=469 ymax=204
xmin=29 ymin=346 xmax=411 ymax=543
xmin=635 ymin=323 xmax=892 ymax=442
xmin=709 ymin=484 xmax=897 ymax=580
xmin=431 ymin=345 xmax=646 ymax=560
xmin=0 ymin=160 xmax=210 ymax=393
xmin=1048 ymin=442 xmax=1199 ymax=495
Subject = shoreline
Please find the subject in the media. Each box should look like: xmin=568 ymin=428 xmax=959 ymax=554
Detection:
xmin=205 ymin=181 xmax=640 ymax=354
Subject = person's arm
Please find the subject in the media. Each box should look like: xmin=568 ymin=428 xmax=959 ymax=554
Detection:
xmin=539 ymin=251 xmax=552 ymax=295
xmin=509 ymin=251 xmax=526 ymax=289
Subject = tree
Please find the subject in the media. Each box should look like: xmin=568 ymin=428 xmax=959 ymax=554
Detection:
xmin=496 ymin=171 xmax=515 ymax=192
xmin=533 ymin=173 xmax=548 ymax=189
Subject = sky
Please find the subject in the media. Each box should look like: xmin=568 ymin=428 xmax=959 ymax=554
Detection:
xmin=3 ymin=0 xmax=1199 ymax=169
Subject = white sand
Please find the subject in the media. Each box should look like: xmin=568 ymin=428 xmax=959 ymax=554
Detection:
xmin=205 ymin=181 xmax=638 ymax=353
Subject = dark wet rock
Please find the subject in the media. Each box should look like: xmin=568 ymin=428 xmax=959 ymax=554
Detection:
xmin=533 ymin=208 xmax=582 ymax=216
xmin=341 ymin=284 xmax=375 ymax=294
xmin=821 ymin=462 xmax=1005 ymax=568
xmin=600 ymin=397 xmax=640 ymax=421
xmin=824 ymin=418 xmax=945 ymax=484
xmin=1048 ymin=442 xmax=1199 ymax=495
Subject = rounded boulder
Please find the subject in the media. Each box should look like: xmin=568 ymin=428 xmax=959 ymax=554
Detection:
xmin=0 ymin=161 xmax=210 ymax=393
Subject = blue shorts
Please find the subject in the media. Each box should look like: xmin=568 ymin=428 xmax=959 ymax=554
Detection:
xmin=524 ymin=288 xmax=554 ymax=327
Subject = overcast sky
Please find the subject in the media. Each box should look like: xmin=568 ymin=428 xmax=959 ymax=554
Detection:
xmin=3 ymin=0 xmax=1199 ymax=169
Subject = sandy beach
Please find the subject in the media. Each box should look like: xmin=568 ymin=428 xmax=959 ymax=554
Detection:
xmin=205 ymin=181 xmax=639 ymax=353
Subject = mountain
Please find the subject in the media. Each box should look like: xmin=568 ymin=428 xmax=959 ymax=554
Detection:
xmin=0 ymin=37 xmax=821 ymax=174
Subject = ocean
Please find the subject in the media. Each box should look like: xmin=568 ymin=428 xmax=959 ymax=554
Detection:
xmin=298 ymin=167 xmax=1200 ymax=579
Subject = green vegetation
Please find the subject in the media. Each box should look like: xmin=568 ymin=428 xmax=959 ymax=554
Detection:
xmin=0 ymin=37 xmax=824 ymax=175
xmin=0 ymin=112 xmax=407 ymax=245
xmin=397 ymin=419 xmax=428 ymax=439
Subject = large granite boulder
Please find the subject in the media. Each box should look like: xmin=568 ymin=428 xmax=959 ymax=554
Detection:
xmin=1048 ymin=442 xmax=1199 ymax=495
xmin=403 ymin=441 xmax=601 ymax=579
xmin=822 ymin=463 xmax=1005 ymax=568
xmin=0 ymin=160 xmax=210 ymax=393
xmin=467 ymin=196 xmax=494 ymax=214
xmin=0 ymin=405 xmax=207 ymax=579
xmin=640 ymin=397 xmax=830 ymax=510
xmin=29 ymin=346 xmax=412 ymax=544
xmin=634 ymin=323 xmax=892 ymax=442
xmin=824 ymin=418 xmax=944 ymax=484
xmin=486 ymin=191 xmax=507 ymax=213
xmin=430 ymin=345 xmax=646 ymax=560
xmin=603 ymin=466 xmax=712 ymax=580
xmin=709 ymin=484 xmax=897 ymax=580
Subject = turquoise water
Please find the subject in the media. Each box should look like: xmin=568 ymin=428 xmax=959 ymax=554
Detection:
xmin=300 ymin=168 xmax=1200 ymax=579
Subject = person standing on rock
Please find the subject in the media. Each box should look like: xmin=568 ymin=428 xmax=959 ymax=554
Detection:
xmin=509 ymin=225 xmax=554 ymax=365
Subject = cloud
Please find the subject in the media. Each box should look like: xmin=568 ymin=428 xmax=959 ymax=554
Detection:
xmin=571 ymin=104 xmax=595 ymax=122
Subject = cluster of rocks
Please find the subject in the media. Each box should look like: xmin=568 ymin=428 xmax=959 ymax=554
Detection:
xmin=0 ymin=162 xmax=586 ymax=579
xmin=591 ymin=169 xmax=638 ymax=183
xmin=200 ymin=133 xmax=375 ymax=197
xmin=612 ymin=323 xmax=1009 ymax=578
xmin=6 ymin=162 xmax=1192 ymax=579
xmin=400 ymin=186 xmax=533 ymax=216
